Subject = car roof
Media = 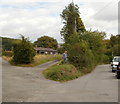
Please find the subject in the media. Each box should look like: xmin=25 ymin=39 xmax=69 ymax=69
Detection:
xmin=114 ymin=56 xmax=120 ymax=58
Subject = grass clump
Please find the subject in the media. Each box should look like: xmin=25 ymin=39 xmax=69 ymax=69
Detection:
xmin=42 ymin=62 xmax=81 ymax=82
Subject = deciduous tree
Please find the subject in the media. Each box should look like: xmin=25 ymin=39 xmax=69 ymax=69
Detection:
xmin=34 ymin=36 xmax=58 ymax=49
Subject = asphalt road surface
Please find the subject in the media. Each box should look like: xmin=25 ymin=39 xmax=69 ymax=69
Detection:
xmin=2 ymin=58 xmax=118 ymax=102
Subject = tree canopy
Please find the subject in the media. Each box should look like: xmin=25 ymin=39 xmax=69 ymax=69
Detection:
xmin=109 ymin=35 xmax=120 ymax=56
xmin=34 ymin=36 xmax=58 ymax=49
xmin=60 ymin=3 xmax=86 ymax=43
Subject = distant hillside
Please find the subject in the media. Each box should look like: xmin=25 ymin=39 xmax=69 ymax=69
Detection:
xmin=0 ymin=37 xmax=19 ymax=51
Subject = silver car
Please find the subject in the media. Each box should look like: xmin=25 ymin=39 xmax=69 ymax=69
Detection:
xmin=111 ymin=56 xmax=120 ymax=72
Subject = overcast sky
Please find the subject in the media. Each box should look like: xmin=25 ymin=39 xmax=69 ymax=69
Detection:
xmin=0 ymin=0 xmax=119 ymax=43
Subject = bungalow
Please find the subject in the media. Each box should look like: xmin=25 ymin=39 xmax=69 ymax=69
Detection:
xmin=34 ymin=47 xmax=57 ymax=54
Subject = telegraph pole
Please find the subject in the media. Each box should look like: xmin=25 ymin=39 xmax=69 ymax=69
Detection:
xmin=72 ymin=0 xmax=76 ymax=33
xmin=72 ymin=0 xmax=73 ymax=3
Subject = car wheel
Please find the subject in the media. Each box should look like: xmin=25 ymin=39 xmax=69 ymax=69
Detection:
xmin=117 ymin=75 xmax=119 ymax=79
xmin=112 ymin=69 xmax=115 ymax=72
xmin=116 ymin=72 xmax=120 ymax=79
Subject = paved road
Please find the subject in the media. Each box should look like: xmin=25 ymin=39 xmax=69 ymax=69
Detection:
xmin=2 ymin=58 xmax=118 ymax=102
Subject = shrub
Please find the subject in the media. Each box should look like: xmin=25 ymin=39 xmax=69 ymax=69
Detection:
xmin=80 ymin=31 xmax=109 ymax=64
xmin=13 ymin=36 xmax=36 ymax=64
xmin=63 ymin=31 xmax=110 ymax=72
xmin=67 ymin=41 xmax=95 ymax=70
xmin=63 ymin=33 xmax=94 ymax=69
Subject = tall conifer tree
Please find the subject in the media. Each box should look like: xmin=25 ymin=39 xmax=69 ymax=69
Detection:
xmin=60 ymin=2 xmax=86 ymax=43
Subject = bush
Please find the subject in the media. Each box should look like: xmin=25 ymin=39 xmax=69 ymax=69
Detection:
xmin=64 ymin=31 xmax=109 ymax=71
xmin=63 ymin=33 xmax=95 ymax=70
xmin=80 ymin=31 xmax=110 ymax=64
xmin=67 ymin=41 xmax=95 ymax=70
xmin=13 ymin=36 xmax=36 ymax=64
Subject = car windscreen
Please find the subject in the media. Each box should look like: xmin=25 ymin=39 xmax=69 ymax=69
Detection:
xmin=113 ymin=57 xmax=120 ymax=62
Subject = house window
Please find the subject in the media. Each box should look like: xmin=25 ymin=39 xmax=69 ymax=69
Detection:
xmin=41 ymin=52 xmax=44 ymax=54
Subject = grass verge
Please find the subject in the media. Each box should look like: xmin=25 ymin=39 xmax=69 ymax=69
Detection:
xmin=42 ymin=61 xmax=96 ymax=82
xmin=43 ymin=62 xmax=81 ymax=82
xmin=2 ymin=54 xmax=62 ymax=67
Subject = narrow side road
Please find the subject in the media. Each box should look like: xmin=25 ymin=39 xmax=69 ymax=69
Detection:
xmin=2 ymin=58 xmax=118 ymax=102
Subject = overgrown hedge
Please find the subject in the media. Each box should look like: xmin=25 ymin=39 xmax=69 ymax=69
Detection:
xmin=64 ymin=31 xmax=109 ymax=70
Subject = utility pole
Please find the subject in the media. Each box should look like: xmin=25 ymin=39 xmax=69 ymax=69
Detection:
xmin=72 ymin=0 xmax=76 ymax=33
